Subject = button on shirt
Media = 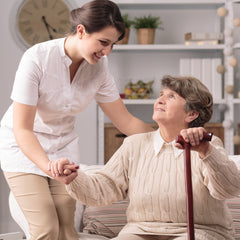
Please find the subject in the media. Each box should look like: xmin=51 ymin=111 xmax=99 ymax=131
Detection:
xmin=0 ymin=38 xmax=120 ymax=176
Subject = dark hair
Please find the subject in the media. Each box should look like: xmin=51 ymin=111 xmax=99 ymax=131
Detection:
xmin=161 ymin=75 xmax=213 ymax=128
xmin=69 ymin=0 xmax=125 ymax=41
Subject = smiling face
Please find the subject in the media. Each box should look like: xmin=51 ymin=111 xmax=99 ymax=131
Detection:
xmin=152 ymin=87 xmax=190 ymax=128
xmin=77 ymin=25 xmax=121 ymax=64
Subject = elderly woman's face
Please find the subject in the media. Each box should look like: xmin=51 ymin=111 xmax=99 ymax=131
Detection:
xmin=152 ymin=87 xmax=188 ymax=126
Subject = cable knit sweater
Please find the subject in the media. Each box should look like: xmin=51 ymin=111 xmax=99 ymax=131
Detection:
xmin=66 ymin=130 xmax=240 ymax=240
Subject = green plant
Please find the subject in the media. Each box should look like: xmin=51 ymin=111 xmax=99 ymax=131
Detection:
xmin=132 ymin=15 xmax=164 ymax=29
xmin=122 ymin=14 xmax=133 ymax=28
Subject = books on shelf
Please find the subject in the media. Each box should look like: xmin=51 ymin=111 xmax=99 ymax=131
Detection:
xmin=179 ymin=58 xmax=222 ymax=101
xmin=185 ymin=32 xmax=223 ymax=41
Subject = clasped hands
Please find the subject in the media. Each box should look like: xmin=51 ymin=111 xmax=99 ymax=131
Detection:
xmin=47 ymin=158 xmax=79 ymax=184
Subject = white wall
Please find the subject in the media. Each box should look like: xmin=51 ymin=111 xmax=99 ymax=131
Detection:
xmin=0 ymin=0 xmax=25 ymax=234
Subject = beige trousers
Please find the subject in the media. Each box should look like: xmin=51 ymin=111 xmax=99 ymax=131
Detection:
xmin=4 ymin=172 xmax=79 ymax=240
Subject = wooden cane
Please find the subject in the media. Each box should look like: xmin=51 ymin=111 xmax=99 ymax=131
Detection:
xmin=176 ymin=132 xmax=213 ymax=240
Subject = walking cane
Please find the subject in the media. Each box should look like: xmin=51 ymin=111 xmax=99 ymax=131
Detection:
xmin=176 ymin=132 xmax=213 ymax=240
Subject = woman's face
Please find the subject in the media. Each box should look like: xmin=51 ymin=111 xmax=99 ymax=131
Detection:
xmin=78 ymin=25 xmax=121 ymax=64
xmin=152 ymin=87 xmax=189 ymax=127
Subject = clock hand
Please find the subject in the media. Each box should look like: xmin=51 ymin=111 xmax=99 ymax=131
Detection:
xmin=41 ymin=16 xmax=53 ymax=39
xmin=41 ymin=16 xmax=57 ymax=40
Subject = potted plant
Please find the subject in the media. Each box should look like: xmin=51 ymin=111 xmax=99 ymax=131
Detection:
xmin=132 ymin=14 xmax=163 ymax=44
xmin=118 ymin=14 xmax=133 ymax=44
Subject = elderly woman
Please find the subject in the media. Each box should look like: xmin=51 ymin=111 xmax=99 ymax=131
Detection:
xmin=50 ymin=75 xmax=240 ymax=240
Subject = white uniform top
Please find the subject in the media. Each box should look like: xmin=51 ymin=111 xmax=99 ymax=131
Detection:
xmin=0 ymin=38 xmax=119 ymax=176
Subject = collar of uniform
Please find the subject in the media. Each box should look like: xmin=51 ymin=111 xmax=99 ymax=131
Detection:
xmin=59 ymin=37 xmax=72 ymax=67
xmin=153 ymin=129 xmax=183 ymax=158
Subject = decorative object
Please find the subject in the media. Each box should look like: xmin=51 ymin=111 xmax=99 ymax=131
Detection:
xmin=216 ymin=65 xmax=226 ymax=74
xmin=117 ymin=14 xmax=133 ymax=44
xmin=132 ymin=15 xmax=163 ymax=44
xmin=222 ymin=119 xmax=233 ymax=129
xmin=229 ymin=57 xmax=238 ymax=67
xmin=233 ymin=17 xmax=240 ymax=27
xmin=217 ymin=7 xmax=228 ymax=17
xmin=233 ymin=135 xmax=240 ymax=145
xmin=124 ymin=80 xmax=154 ymax=99
xmin=12 ymin=0 xmax=72 ymax=49
xmin=225 ymin=85 xmax=234 ymax=94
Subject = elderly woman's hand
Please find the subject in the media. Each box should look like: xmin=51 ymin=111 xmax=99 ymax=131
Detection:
xmin=175 ymin=127 xmax=212 ymax=159
xmin=54 ymin=171 xmax=78 ymax=185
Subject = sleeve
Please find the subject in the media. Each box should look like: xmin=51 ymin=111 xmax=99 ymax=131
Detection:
xmin=94 ymin=56 xmax=120 ymax=103
xmin=202 ymin=136 xmax=240 ymax=200
xmin=66 ymin=138 xmax=130 ymax=206
xmin=11 ymin=49 xmax=42 ymax=106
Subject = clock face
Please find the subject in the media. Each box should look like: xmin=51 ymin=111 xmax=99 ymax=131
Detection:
xmin=17 ymin=0 xmax=71 ymax=47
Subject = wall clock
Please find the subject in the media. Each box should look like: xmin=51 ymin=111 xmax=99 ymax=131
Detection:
xmin=11 ymin=0 xmax=74 ymax=49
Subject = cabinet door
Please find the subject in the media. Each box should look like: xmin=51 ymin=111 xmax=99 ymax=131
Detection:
xmin=104 ymin=123 xmax=158 ymax=163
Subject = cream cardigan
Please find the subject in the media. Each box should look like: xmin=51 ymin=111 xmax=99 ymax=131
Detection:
xmin=66 ymin=130 xmax=240 ymax=240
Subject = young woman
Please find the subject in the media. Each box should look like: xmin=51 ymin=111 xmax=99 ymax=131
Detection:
xmin=52 ymin=75 xmax=240 ymax=240
xmin=0 ymin=0 xmax=152 ymax=239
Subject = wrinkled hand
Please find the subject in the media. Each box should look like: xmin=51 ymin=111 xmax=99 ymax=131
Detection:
xmin=53 ymin=171 xmax=78 ymax=185
xmin=175 ymin=127 xmax=212 ymax=158
xmin=47 ymin=158 xmax=79 ymax=184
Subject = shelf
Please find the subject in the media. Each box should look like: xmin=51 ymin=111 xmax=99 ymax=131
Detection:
xmin=122 ymin=99 xmax=226 ymax=105
xmin=115 ymin=0 xmax=225 ymax=9
xmin=123 ymin=99 xmax=156 ymax=104
xmin=115 ymin=0 xmax=225 ymax=5
xmin=114 ymin=44 xmax=225 ymax=51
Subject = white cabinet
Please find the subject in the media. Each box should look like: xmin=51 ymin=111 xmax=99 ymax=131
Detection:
xmin=97 ymin=0 xmax=240 ymax=164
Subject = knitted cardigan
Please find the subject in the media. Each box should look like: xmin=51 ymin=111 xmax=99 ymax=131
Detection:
xmin=66 ymin=130 xmax=240 ymax=240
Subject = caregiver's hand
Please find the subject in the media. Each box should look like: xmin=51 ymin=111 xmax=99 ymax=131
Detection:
xmin=48 ymin=158 xmax=79 ymax=177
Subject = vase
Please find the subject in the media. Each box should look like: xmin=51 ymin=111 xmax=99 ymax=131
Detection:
xmin=137 ymin=28 xmax=155 ymax=44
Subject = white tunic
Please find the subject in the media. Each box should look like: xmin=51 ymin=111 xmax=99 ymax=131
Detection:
xmin=0 ymin=38 xmax=119 ymax=176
